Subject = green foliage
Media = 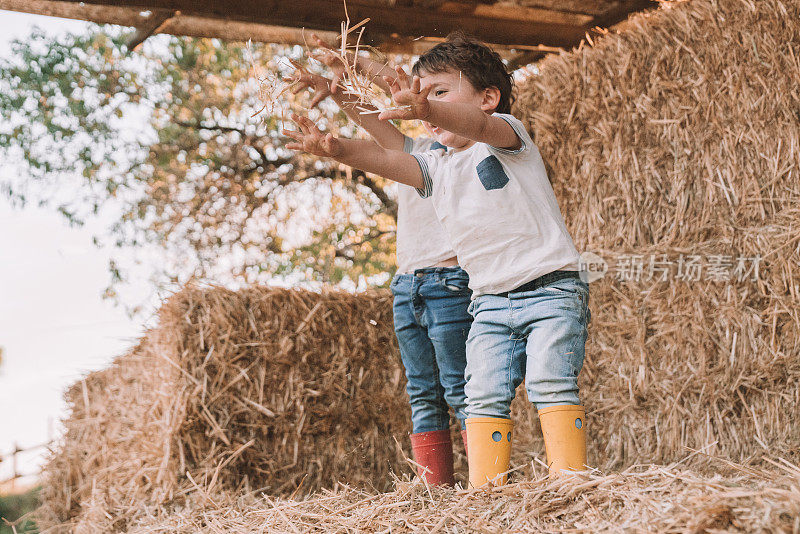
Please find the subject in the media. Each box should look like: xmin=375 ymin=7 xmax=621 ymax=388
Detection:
xmin=0 ymin=486 xmax=40 ymax=534
xmin=0 ymin=27 xmax=400 ymax=298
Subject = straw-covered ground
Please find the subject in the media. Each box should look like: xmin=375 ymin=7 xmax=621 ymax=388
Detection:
xmin=124 ymin=461 xmax=800 ymax=533
xmin=34 ymin=0 xmax=800 ymax=531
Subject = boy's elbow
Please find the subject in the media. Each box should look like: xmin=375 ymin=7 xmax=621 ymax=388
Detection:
xmin=487 ymin=116 xmax=522 ymax=151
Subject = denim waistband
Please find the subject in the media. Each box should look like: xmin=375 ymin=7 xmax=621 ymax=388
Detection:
xmin=494 ymin=270 xmax=581 ymax=297
xmin=413 ymin=265 xmax=465 ymax=275
xmin=394 ymin=265 xmax=466 ymax=279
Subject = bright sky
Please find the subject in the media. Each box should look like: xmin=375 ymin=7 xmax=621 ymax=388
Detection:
xmin=0 ymin=10 xmax=146 ymax=483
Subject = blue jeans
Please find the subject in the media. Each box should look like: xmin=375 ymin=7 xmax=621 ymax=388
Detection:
xmin=391 ymin=266 xmax=472 ymax=432
xmin=464 ymin=275 xmax=591 ymax=418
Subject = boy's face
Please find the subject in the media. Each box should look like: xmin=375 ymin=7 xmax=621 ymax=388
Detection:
xmin=418 ymin=68 xmax=486 ymax=150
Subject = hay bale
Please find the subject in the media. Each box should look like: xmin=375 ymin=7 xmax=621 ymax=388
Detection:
xmin=511 ymin=0 xmax=800 ymax=470
xmin=37 ymin=343 xmax=180 ymax=533
xmin=158 ymin=286 xmax=411 ymax=496
xmin=38 ymin=287 xmax=421 ymax=532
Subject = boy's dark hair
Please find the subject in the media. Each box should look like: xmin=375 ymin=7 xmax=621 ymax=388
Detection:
xmin=411 ymin=32 xmax=514 ymax=114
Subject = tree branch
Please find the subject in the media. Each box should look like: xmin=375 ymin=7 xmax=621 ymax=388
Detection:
xmin=352 ymin=170 xmax=397 ymax=220
xmin=174 ymin=118 xmax=296 ymax=171
xmin=174 ymin=119 xmax=247 ymax=136
xmin=174 ymin=120 xmax=397 ymax=219
xmin=333 ymin=229 xmax=395 ymax=260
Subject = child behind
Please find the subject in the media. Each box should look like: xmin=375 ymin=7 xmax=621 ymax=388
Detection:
xmin=283 ymin=33 xmax=591 ymax=488
xmin=291 ymin=38 xmax=473 ymax=485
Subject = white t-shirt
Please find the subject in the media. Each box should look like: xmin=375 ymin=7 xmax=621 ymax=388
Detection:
xmin=411 ymin=113 xmax=580 ymax=297
xmin=394 ymin=136 xmax=457 ymax=274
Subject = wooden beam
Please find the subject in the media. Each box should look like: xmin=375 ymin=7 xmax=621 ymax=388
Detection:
xmin=438 ymin=2 xmax=594 ymax=26
xmin=1 ymin=0 xmax=660 ymax=55
xmin=371 ymin=36 xmax=561 ymax=59
xmin=0 ymin=0 xmax=147 ymax=27
xmin=506 ymin=50 xmax=549 ymax=71
xmin=160 ymin=17 xmax=341 ymax=49
xmin=590 ymin=0 xmax=659 ymax=30
xmin=0 ymin=0 xmax=341 ymax=49
xmin=125 ymin=8 xmax=175 ymax=51
xmin=49 ymin=0 xmax=591 ymax=48
xmin=0 ymin=0 xmax=526 ymax=55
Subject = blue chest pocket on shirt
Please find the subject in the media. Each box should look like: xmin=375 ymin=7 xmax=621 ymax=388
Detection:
xmin=476 ymin=155 xmax=510 ymax=190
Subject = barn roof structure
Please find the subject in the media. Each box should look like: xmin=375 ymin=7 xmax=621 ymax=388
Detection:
xmin=0 ymin=0 xmax=657 ymax=63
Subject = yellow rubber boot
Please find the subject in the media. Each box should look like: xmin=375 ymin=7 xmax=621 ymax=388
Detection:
xmin=538 ymin=405 xmax=587 ymax=475
xmin=465 ymin=417 xmax=513 ymax=488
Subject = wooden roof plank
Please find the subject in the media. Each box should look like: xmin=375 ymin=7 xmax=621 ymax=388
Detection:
xmin=0 ymin=0 xmax=147 ymax=27
xmin=590 ymin=0 xmax=659 ymax=29
xmin=49 ymin=0 xmax=591 ymax=47
xmin=125 ymin=9 xmax=175 ymax=51
xmin=0 ymin=0 xmax=660 ymax=56
xmin=0 ymin=0 xmax=343 ymax=49
xmin=436 ymin=2 xmax=594 ymax=26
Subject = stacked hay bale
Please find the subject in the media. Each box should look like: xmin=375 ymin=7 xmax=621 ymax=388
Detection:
xmin=37 ymin=288 xmax=416 ymax=531
xmin=38 ymin=0 xmax=800 ymax=531
xmin=511 ymin=0 xmax=800 ymax=469
xmin=157 ymin=287 xmax=411 ymax=496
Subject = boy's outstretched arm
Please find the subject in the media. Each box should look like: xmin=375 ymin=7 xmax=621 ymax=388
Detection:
xmin=282 ymin=114 xmax=423 ymax=189
xmin=379 ymin=67 xmax=521 ymax=151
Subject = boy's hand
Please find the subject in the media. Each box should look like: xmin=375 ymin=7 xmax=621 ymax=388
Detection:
xmin=282 ymin=114 xmax=342 ymax=157
xmin=310 ymin=33 xmax=397 ymax=96
xmin=309 ymin=33 xmax=346 ymax=94
xmin=289 ymin=60 xmax=333 ymax=109
xmin=378 ymin=66 xmax=431 ymax=121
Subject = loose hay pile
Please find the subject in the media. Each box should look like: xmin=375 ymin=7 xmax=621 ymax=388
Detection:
xmin=123 ymin=462 xmax=800 ymax=533
xmin=37 ymin=0 xmax=800 ymax=531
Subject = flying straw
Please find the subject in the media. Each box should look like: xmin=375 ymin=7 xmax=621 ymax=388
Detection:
xmin=248 ymin=0 xmax=411 ymax=121
xmin=314 ymin=0 xmax=413 ymax=116
xmin=247 ymin=39 xmax=301 ymax=121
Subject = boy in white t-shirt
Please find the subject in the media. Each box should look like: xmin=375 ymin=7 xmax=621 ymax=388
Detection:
xmin=283 ymin=33 xmax=592 ymax=488
xmin=291 ymin=36 xmax=472 ymax=486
